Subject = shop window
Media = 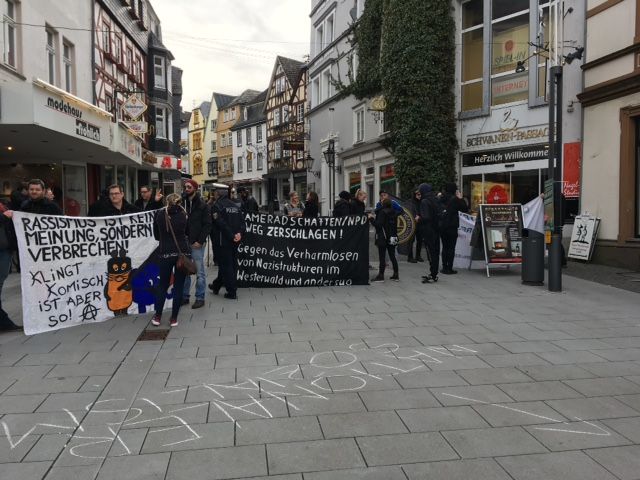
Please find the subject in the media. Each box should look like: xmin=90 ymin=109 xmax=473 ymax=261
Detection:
xmin=463 ymin=174 xmax=483 ymax=214
xmin=379 ymin=164 xmax=397 ymax=196
xmin=491 ymin=11 xmax=529 ymax=106
xmin=4 ymin=0 xmax=18 ymax=69
xmin=461 ymin=0 xmax=483 ymax=112
xmin=349 ymin=171 xmax=362 ymax=196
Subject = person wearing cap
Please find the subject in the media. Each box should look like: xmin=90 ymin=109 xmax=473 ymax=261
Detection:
xmin=181 ymin=179 xmax=211 ymax=309
xmin=238 ymin=187 xmax=259 ymax=214
xmin=209 ymin=186 xmax=245 ymax=300
xmin=333 ymin=191 xmax=352 ymax=217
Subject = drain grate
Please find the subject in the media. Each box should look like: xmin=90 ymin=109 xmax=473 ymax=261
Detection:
xmin=137 ymin=329 xmax=170 ymax=341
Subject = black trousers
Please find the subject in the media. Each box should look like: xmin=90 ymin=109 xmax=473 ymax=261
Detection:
xmin=407 ymin=229 xmax=424 ymax=260
xmin=212 ymin=246 xmax=238 ymax=294
xmin=440 ymin=226 xmax=458 ymax=272
xmin=155 ymin=257 xmax=187 ymax=319
xmin=422 ymin=226 xmax=440 ymax=278
xmin=377 ymin=244 xmax=398 ymax=275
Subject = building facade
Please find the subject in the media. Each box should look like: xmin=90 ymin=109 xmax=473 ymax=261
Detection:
xmin=455 ymin=0 xmax=584 ymax=217
xmin=308 ymin=0 xmax=394 ymax=215
xmin=232 ymin=91 xmax=268 ymax=207
xmin=578 ymin=0 xmax=640 ymax=269
xmin=188 ymin=101 xmax=211 ymax=186
xmin=264 ymin=56 xmax=308 ymax=210
xmin=216 ymin=90 xmax=260 ymax=185
xmin=201 ymin=92 xmax=235 ymax=195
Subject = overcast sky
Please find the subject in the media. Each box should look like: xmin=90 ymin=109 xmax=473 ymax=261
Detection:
xmin=151 ymin=0 xmax=311 ymax=111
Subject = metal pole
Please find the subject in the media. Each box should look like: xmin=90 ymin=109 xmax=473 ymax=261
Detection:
xmin=548 ymin=65 xmax=563 ymax=292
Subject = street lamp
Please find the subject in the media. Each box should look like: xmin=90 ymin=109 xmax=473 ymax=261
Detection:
xmin=324 ymin=139 xmax=336 ymax=215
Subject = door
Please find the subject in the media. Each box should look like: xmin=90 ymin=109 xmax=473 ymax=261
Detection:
xmin=63 ymin=164 xmax=87 ymax=216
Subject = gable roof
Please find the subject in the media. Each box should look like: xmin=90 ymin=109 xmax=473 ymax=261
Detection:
xmin=231 ymin=89 xmax=268 ymax=130
xmin=277 ymin=56 xmax=305 ymax=89
xmin=212 ymin=92 xmax=235 ymax=110
xmin=197 ymin=101 xmax=212 ymax=120
xmin=227 ymin=89 xmax=262 ymax=108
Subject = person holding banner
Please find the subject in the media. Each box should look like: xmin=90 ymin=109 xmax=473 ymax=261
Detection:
xmin=439 ymin=183 xmax=469 ymax=274
xmin=210 ymin=186 xmax=246 ymax=300
xmin=17 ymin=179 xmax=63 ymax=216
xmin=151 ymin=193 xmax=190 ymax=327
xmin=283 ymin=191 xmax=304 ymax=217
xmin=303 ymin=191 xmax=320 ymax=218
xmin=98 ymin=184 xmax=140 ymax=216
xmin=0 ymin=200 xmax=21 ymax=331
xmin=371 ymin=198 xmax=399 ymax=282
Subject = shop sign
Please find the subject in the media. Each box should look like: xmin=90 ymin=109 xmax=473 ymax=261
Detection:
xmin=159 ymin=156 xmax=182 ymax=171
xmin=122 ymin=121 xmax=148 ymax=135
xmin=121 ymin=95 xmax=147 ymax=120
xmin=492 ymin=74 xmax=528 ymax=101
xmin=75 ymin=119 xmax=101 ymax=143
xmin=563 ymin=142 xmax=581 ymax=198
xmin=463 ymin=145 xmax=549 ymax=168
xmin=479 ymin=204 xmax=524 ymax=265
xmin=465 ymin=125 xmax=549 ymax=149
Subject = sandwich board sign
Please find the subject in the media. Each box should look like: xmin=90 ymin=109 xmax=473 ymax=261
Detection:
xmin=479 ymin=203 xmax=524 ymax=277
xmin=568 ymin=215 xmax=600 ymax=261
xmin=122 ymin=95 xmax=147 ymax=120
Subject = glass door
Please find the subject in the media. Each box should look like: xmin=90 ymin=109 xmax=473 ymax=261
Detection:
xmin=63 ymin=164 xmax=87 ymax=216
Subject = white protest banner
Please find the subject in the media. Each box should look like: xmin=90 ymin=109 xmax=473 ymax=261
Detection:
xmin=13 ymin=211 xmax=170 ymax=335
xmin=453 ymin=212 xmax=476 ymax=270
xmin=523 ymin=195 xmax=544 ymax=234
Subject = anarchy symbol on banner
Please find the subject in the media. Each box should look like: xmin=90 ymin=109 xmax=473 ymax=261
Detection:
xmin=81 ymin=304 xmax=100 ymax=322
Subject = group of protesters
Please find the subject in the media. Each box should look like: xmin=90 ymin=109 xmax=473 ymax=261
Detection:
xmin=0 ymin=177 xmax=468 ymax=332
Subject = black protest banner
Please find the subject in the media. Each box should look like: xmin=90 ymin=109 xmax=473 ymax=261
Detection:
xmin=237 ymin=213 xmax=370 ymax=288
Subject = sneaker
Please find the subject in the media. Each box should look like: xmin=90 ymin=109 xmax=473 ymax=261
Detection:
xmin=431 ymin=275 xmax=438 ymax=283
xmin=371 ymin=275 xmax=384 ymax=283
xmin=408 ymin=258 xmax=417 ymax=264
xmin=192 ymin=299 xmax=205 ymax=309
xmin=416 ymin=257 xmax=425 ymax=262
xmin=421 ymin=275 xmax=431 ymax=284
xmin=223 ymin=292 xmax=237 ymax=300
xmin=181 ymin=298 xmax=189 ymax=306
xmin=170 ymin=317 xmax=178 ymax=327
xmin=440 ymin=269 xmax=453 ymax=275
xmin=151 ymin=314 xmax=161 ymax=327
xmin=208 ymin=282 xmax=220 ymax=295
xmin=449 ymin=269 xmax=458 ymax=274
xmin=390 ymin=274 xmax=399 ymax=281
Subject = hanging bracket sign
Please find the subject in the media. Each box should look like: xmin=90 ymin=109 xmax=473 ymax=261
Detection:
xmin=121 ymin=95 xmax=147 ymax=120
xmin=122 ymin=121 xmax=148 ymax=135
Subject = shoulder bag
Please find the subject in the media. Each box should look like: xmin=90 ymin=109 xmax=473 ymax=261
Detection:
xmin=165 ymin=209 xmax=197 ymax=275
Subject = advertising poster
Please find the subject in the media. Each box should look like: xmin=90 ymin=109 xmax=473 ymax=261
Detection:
xmin=479 ymin=204 xmax=524 ymax=264
xmin=568 ymin=216 xmax=600 ymax=261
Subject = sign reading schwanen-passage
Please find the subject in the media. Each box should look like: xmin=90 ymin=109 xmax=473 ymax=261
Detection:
xmin=237 ymin=213 xmax=369 ymax=288
xmin=13 ymin=211 xmax=169 ymax=335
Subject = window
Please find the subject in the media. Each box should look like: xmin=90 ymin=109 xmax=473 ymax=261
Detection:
xmin=257 ymin=152 xmax=264 ymax=170
xmin=231 ymin=108 xmax=236 ymax=120
xmin=46 ymin=28 xmax=56 ymax=84
xmin=356 ymin=0 xmax=364 ymax=18
xmin=102 ymin=22 xmax=111 ymax=55
xmin=315 ymin=24 xmax=324 ymax=55
xmin=154 ymin=55 xmax=166 ymax=89
xmin=325 ymin=14 xmax=334 ymax=44
xmin=220 ymin=133 xmax=226 ymax=148
xmin=105 ymin=93 xmax=113 ymax=114
xmin=247 ymin=153 xmax=253 ymax=172
xmin=461 ymin=0 xmax=483 ymax=111
xmin=211 ymin=119 xmax=217 ymax=131
xmin=274 ymin=108 xmax=281 ymax=126
xmin=297 ymin=104 xmax=304 ymax=123
xmin=3 ymin=0 xmax=17 ymax=68
xmin=311 ymin=76 xmax=320 ymax=107
xmin=246 ymin=127 xmax=252 ymax=145
xmin=211 ymin=140 xmax=216 ymax=151
xmin=352 ymin=53 xmax=359 ymax=81
xmin=322 ymin=68 xmax=332 ymax=102
xmin=256 ymin=127 xmax=263 ymax=143
xmin=275 ymin=141 xmax=281 ymax=159
xmin=114 ymin=35 xmax=122 ymax=64
xmin=237 ymin=130 xmax=242 ymax=147
xmin=155 ymin=107 xmax=166 ymax=139
xmin=283 ymin=105 xmax=289 ymax=123
xmin=237 ymin=156 xmax=243 ymax=173
xmin=126 ymin=48 xmax=133 ymax=71
xmin=224 ymin=109 xmax=229 ymax=122
xmin=227 ymin=132 xmax=232 ymax=146
xmin=354 ymin=108 xmax=365 ymax=143
xmin=207 ymin=160 xmax=216 ymax=177
xmin=134 ymin=56 xmax=141 ymax=82
xmin=193 ymin=110 xmax=200 ymax=126
xmin=193 ymin=132 xmax=202 ymax=151
xmin=62 ymin=41 xmax=73 ymax=93
xmin=275 ymin=76 xmax=286 ymax=94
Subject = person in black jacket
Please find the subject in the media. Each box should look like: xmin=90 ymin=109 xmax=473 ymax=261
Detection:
xmin=209 ymin=186 xmax=246 ymax=299
xmin=151 ymin=193 xmax=190 ymax=328
xmin=0 ymin=199 xmax=20 ymax=331
xmin=10 ymin=183 xmax=27 ymax=211
xmin=417 ymin=183 xmax=441 ymax=283
xmin=333 ymin=191 xmax=352 ymax=217
xmin=303 ymin=191 xmax=319 ymax=218
xmin=238 ymin=187 xmax=259 ymax=214
xmin=19 ymin=179 xmax=63 ymax=216
xmin=181 ymin=179 xmax=211 ymax=309
xmin=351 ymin=189 xmax=367 ymax=215
xmin=407 ymin=189 xmax=424 ymax=263
xmin=439 ymin=182 xmax=469 ymax=274
xmin=371 ymin=198 xmax=399 ymax=282
xmin=134 ymin=185 xmax=164 ymax=211
xmin=93 ymin=184 xmax=140 ymax=217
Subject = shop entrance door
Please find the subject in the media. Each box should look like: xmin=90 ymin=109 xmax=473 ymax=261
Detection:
xmin=63 ymin=165 xmax=87 ymax=216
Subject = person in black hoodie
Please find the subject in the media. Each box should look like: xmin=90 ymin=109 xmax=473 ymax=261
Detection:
xmin=439 ymin=182 xmax=469 ymax=274
xmin=94 ymin=184 xmax=140 ymax=217
xmin=417 ymin=183 xmax=441 ymax=283
xmin=238 ymin=187 xmax=259 ymax=214
xmin=371 ymin=198 xmax=399 ymax=282
xmin=18 ymin=179 xmax=63 ymax=215
xmin=333 ymin=191 xmax=352 ymax=217
xmin=210 ymin=186 xmax=246 ymax=299
xmin=181 ymin=179 xmax=211 ymax=309
xmin=151 ymin=193 xmax=190 ymax=328
xmin=303 ymin=191 xmax=320 ymax=218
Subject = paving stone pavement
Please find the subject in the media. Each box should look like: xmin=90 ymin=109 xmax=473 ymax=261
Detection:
xmin=1 ymin=262 xmax=640 ymax=479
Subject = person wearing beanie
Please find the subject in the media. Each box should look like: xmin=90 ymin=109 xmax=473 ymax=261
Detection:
xmin=333 ymin=190 xmax=352 ymax=217
xmin=439 ymin=182 xmax=469 ymax=274
xmin=181 ymin=179 xmax=211 ymax=309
